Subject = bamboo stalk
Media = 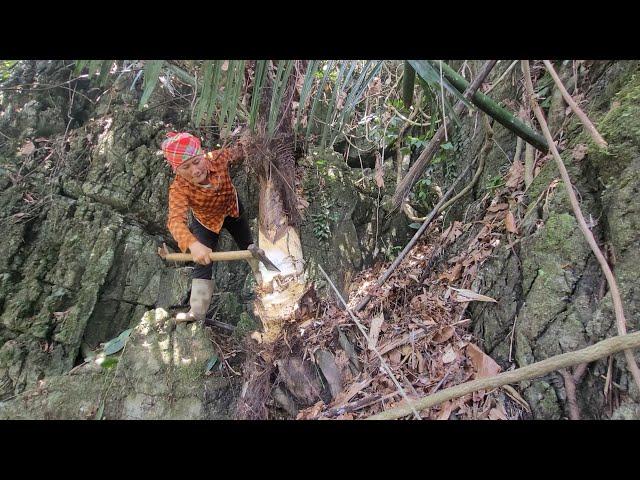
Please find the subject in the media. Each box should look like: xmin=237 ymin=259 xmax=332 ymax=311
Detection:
xmin=522 ymin=60 xmax=640 ymax=393
xmin=432 ymin=60 xmax=549 ymax=153
xmin=366 ymin=331 xmax=640 ymax=420
xmin=542 ymin=60 xmax=608 ymax=148
xmin=402 ymin=61 xmax=416 ymax=108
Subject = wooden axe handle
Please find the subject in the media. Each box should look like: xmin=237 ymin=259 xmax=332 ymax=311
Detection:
xmin=163 ymin=250 xmax=254 ymax=262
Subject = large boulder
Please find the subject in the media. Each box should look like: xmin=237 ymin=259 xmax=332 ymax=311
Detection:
xmin=0 ymin=309 xmax=237 ymax=419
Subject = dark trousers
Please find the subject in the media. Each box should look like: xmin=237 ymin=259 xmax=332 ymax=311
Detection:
xmin=190 ymin=199 xmax=254 ymax=280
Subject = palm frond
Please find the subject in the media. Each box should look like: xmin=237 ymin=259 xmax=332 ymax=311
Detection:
xmin=320 ymin=61 xmax=350 ymax=148
xmin=194 ymin=61 xmax=215 ymax=126
xmin=409 ymin=60 xmax=473 ymax=127
xmin=329 ymin=60 xmax=383 ymax=148
xmin=205 ymin=61 xmax=224 ymax=125
xmin=267 ymin=60 xmax=294 ymax=137
xmin=87 ymin=60 xmax=104 ymax=77
xmin=249 ymin=60 xmax=268 ymax=130
xmin=221 ymin=60 xmax=246 ymax=135
xmin=295 ymin=60 xmax=318 ymax=133
xmin=305 ymin=60 xmax=336 ymax=139
xmin=74 ymin=60 xmax=89 ymax=76
xmin=138 ymin=60 xmax=164 ymax=110
xmin=98 ymin=60 xmax=114 ymax=87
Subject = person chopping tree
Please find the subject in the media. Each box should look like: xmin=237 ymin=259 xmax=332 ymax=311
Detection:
xmin=161 ymin=131 xmax=261 ymax=324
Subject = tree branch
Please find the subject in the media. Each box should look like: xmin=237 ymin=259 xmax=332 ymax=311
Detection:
xmin=542 ymin=60 xmax=608 ymax=148
xmin=366 ymin=331 xmax=640 ymax=420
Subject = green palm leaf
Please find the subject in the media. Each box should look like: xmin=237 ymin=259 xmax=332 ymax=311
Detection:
xmin=249 ymin=60 xmax=268 ymax=130
xmin=409 ymin=60 xmax=473 ymax=127
xmin=305 ymin=60 xmax=336 ymax=139
xmin=324 ymin=60 xmax=358 ymax=146
xmin=295 ymin=60 xmax=318 ymax=133
xmin=329 ymin=60 xmax=383 ymax=148
xmin=267 ymin=60 xmax=294 ymax=137
xmin=74 ymin=60 xmax=89 ymax=76
xmin=205 ymin=61 xmax=223 ymax=126
xmin=219 ymin=60 xmax=245 ymax=136
xmin=225 ymin=60 xmax=246 ymax=133
xmin=138 ymin=60 xmax=164 ymax=110
xmin=98 ymin=60 xmax=113 ymax=87
xmin=87 ymin=60 xmax=103 ymax=77
xmin=320 ymin=61 xmax=350 ymax=148
xmin=194 ymin=61 xmax=215 ymax=126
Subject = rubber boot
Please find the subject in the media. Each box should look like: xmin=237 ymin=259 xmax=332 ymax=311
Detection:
xmin=175 ymin=279 xmax=214 ymax=323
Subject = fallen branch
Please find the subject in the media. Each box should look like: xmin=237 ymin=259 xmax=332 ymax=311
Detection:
xmin=542 ymin=60 xmax=607 ymax=148
xmin=323 ymin=393 xmax=383 ymax=418
xmin=432 ymin=60 xmax=548 ymax=153
xmin=392 ymin=60 xmax=497 ymax=209
xmin=522 ymin=60 xmax=640 ymax=394
xmin=485 ymin=60 xmax=519 ymax=94
xmin=366 ymin=331 xmax=640 ymax=420
xmin=355 ymin=161 xmax=474 ymax=312
xmin=317 ymin=264 xmax=422 ymax=419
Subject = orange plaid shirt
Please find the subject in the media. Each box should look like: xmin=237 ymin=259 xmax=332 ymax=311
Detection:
xmin=167 ymin=145 xmax=244 ymax=252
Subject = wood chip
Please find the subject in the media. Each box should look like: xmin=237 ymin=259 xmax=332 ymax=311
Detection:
xmin=368 ymin=311 xmax=385 ymax=350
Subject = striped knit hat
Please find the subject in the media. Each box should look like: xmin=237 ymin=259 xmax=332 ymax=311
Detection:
xmin=161 ymin=132 xmax=203 ymax=171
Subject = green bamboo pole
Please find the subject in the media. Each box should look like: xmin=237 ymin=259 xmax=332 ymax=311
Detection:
xmin=430 ymin=60 xmax=549 ymax=153
xmin=402 ymin=61 xmax=416 ymax=108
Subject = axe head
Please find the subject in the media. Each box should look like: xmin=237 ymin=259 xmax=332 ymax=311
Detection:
xmin=247 ymin=244 xmax=281 ymax=272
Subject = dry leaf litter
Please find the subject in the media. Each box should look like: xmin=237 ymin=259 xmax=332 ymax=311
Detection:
xmin=292 ymin=158 xmax=532 ymax=420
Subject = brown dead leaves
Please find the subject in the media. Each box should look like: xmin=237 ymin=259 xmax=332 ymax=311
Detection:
xmin=367 ymin=311 xmax=384 ymax=350
xmin=505 ymin=159 xmax=524 ymax=189
xmin=17 ymin=140 xmax=36 ymax=157
xmin=290 ymin=155 xmax=534 ymax=420
xmin=505 ymin=210 xmax=518 ymax=233
xmin=440 ymin=221 xmax=464 ymax=245
xmin=466 ymin=343 xmax=501 ymax=379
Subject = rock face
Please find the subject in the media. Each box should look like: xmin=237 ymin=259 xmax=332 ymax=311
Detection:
xmin=299 ymin=148 xmax=414 ymax=298
xmin=0 ymin=61 xmax=414 ymax=418
xmin=452 ymin=60 xmax=640 ymax=419
xmin=0 ymin=309 xmax=237 ymax=419
xmin=0 ymin=61 xmax=196 ymax=403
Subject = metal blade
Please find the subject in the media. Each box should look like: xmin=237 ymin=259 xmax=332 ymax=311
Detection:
xmin=248 ymin=244 xmax=281 ymax=272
